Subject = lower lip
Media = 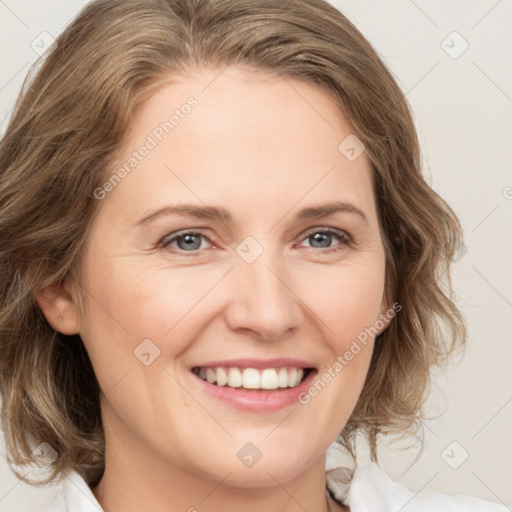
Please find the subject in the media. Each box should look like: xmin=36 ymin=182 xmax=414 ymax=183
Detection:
xmin=191 ymin=370 xmax=317 ymax=412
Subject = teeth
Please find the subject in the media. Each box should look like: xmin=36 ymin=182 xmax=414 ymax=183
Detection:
xmin=261 ymin=369 xmax=278 ymax=389
xmin=205 ymin=368 xmax=216 ymax=384
xmin=288 ymin=368 xmax=297 ymax=388
xmin=227 ymin=367 xmax=242 ymax=388
xmin=193 ymin=366 xmax=308 ymax=389
xmin=217 ymin=367 xmax=228 ymax=386
xmin=277 ymin=368 xmax=288 ymax=388
xmin=243 ymin=368 xmax=260 ymax=389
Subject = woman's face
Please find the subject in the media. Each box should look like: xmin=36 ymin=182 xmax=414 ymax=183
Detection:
xmin=71 ymin=66 xmax=389 ymax=486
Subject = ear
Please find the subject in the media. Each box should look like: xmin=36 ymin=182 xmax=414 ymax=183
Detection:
xmin=34 ymin=278 xmax=80 ymax=335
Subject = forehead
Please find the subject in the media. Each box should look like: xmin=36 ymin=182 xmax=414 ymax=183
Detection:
xmin=127 ymin=66 xmax=350 ymax=152
xmin=102 ymin=66 xmax=377 ymax=227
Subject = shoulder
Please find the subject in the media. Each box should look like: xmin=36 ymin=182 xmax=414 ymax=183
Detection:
xmin=43 ymin=471 xmax=103 ymax=512
xmin=325 ymin=446 xmax=508 ymax=512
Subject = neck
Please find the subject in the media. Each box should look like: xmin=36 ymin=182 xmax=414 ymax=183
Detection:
xmin=93 ymin=421 xmax=346 ymax=512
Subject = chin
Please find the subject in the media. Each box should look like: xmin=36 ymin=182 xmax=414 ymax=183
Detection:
xmin=197 ymin=448 xmax=315 ymax=488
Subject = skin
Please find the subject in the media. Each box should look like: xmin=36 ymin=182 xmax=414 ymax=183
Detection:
xmin=37 ymin=66 xmax=391 ymax=512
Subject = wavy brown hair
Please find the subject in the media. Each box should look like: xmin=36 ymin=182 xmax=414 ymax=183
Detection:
xmin=0 ymin=0 xmax=465 ymax=486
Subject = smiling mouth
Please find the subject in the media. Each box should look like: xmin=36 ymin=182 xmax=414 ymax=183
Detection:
xmin=191 ymin=366 xmax=314 ymax=391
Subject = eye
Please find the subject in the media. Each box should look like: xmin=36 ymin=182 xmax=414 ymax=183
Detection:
xmin=297 ymin=227 xmax=352 ymax=252
xmin=159 ymin=227 xmax=352 ymax=256
xmin=160 ymin=230 xmax=213 ymax=253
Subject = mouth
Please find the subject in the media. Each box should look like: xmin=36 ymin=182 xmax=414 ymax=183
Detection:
xmin=189 ymin=359 xmax=318 ymax=411
xmin=191 ymin=365 xmax=315 ymax=391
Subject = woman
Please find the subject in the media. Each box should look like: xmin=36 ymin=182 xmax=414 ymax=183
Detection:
xmin=0 ymin=1 xmax=507 ymax=511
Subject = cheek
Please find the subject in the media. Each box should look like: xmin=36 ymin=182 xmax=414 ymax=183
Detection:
xmin=77 ymin=235 xmax=385 ymax=395
xmin=76 ymin=252 xmax=228 ymax=375
xmin=111 ymin=263 xmax=230 ymax=339
xmin=294 ymin=258 xmax=386 ymax=349
xmin=80 ymin=254 xmax=385 ymax=346
xmin=292 ymin=261 xmax=385 ymax=415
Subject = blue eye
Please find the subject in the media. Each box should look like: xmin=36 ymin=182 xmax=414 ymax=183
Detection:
xmin=161 ymin=231 xmax=212 ymax=252
xmin=160 ymin=227 xmax=352 ymax=255
xmin=298 ymin=228 xmax=352 ymax=251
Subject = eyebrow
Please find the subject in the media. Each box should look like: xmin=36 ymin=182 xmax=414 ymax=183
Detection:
xmin=135 ymin=200 xmax=369 ymax=227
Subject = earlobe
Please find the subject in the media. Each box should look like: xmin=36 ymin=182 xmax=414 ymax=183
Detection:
xmin=34 ymin=281 xmax=80 ymax=335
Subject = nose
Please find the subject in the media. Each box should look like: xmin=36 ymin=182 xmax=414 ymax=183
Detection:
xmin=224 ymin=244 xmax=303 ymax=341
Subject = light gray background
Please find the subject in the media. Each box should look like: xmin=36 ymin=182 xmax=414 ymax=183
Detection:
xmin=1 ymin=1 xmax=511 ymax=510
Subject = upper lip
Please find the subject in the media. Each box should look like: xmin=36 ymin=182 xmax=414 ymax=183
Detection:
xmin=190 ymin=358 xmax=316 ymax=370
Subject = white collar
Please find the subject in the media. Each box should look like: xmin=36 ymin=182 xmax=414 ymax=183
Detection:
xmin=43 ymin=470 xmax=102 ymax=512
xmin=325 ymin=442 xmax=508 ymax=511
xmin=44 ymin=442 xmax=508 ymax=512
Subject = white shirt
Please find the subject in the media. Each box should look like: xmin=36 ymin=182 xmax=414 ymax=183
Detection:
xmin=43 ymin=444 xmax=509 ymax=512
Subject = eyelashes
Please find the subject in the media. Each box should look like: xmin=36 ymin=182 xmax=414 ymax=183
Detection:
xmin=160 ymin=231 xmax=212 ymax=253
xmin=159 ymin=227 xmax=353 ymax=256
xmin=298 ymin=227 xmax=352 ymax=251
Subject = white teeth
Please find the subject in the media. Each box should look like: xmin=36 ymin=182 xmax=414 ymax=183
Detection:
xmin=260 ymin=369 xmax=278 ymax=389
xmin=216 ymin=367 xmax=228 ymax=386
xmin=227 ymin=367 xmax=243 ymax=388
xmin=193 ymin=366 xmax=308 ymax=389
xmin=242 ymin=368 xmax=260 ymax=389
xmin=278 ymin=368 xmax=288 ymax=388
